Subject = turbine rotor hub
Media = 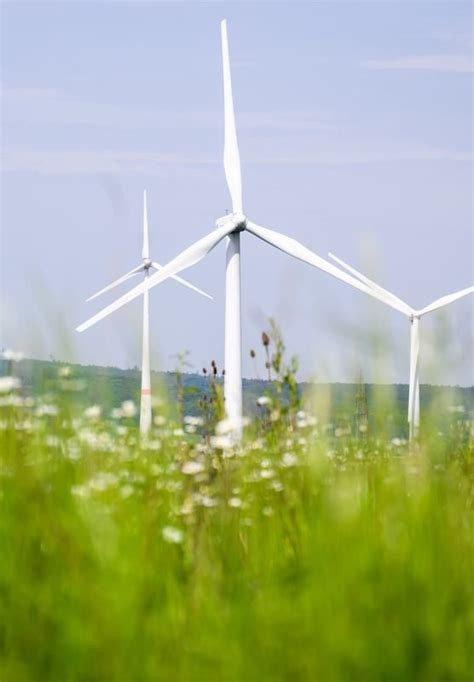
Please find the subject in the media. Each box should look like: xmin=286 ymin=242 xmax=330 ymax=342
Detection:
xmin=216 ymin=212 xmax=247 ymax=232
xmin=143 ymin=258 xmax=152 ymax=270
xmin=232 ymin=213 xmax=247 ymax=232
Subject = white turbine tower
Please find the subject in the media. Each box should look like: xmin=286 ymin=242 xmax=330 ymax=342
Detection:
xmin=328 ymin=253 xmax=473 ymax=440
xmin=85 ymin=190 xmax=212 ymax=435
xmin=77 ymin=21 xmax=411 ymax=433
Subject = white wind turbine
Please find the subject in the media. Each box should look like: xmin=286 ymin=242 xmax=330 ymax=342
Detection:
xmin=77 ymin=20 xmax=411 ymax=433
xmin=85 ymin=190 xmax=212 ymax=435
xmin=328 ymin=253 xmax=473 ymax=440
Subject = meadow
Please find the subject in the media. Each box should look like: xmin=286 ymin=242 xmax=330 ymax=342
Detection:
xmin=1 ymin=336 xmax=473 ymax=681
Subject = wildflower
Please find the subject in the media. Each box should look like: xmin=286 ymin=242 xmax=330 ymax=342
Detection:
xmin=15 ymin=419 xmax=34 ymax=431
xmin=359 ymin=424 xmax=368 ymax=433
xmin=262 ymin=506 xmax=274 ymax=517
xmin=180 ymin=498 xmax=195 ymax=515
xmin=84 ymin=405 xmax=101 ymax=420
xmin=271 ymin=480 xmax=284 ymax=492
xmin=0 ymin=376 xmax=21 ymax=393
xmin=162 ymin=526 xmax=183 ymax=544
xmin=143 ymin=439 xmax=161 ymax=451
xmin=111 ymin=408 xmax=122 ymax=419
xmin=120 ymin=484 xmax=135 ymax=499
xmin=256 ymin=396 xmax=271 ymax=407
xmin=260 ymin=468 xmax=275 ymax=479
xmin=391 ymin=437 xmax=402 ymax=447
xmin=80 ymin=430 xmax=115 ymax=451
xmin=89 ymin=472 xmax=118 ymax=491
xmin=36 ymin=404 xmax=59 ymax=417
xmin=2 ymin=349 xmax=24 ymax=362
xmin=185 ymin=424 xmax=197 ymax=434
xmin=121 ymin=400 xmax=136 ymax=418
xmin=228 ymin=497 xmax=243 ymax=508
xmin=58 ymin=366 xmax=71 ymax=377
xmin=296 ymin=410 xmax=306 ymax=420
xmin=210 ymin=435 xmax=233 ymax=450
xmin=71 ymin=484 xmax=90 ymax=498
xmin=196 ymin=494 xmax=218 ymax=508
xmin=181 ymin=461 xmax=205 ymax=475
xmin=154 ymin=415 xmax=167 ymax=426
xmin=184 ymin=415 xmax=204 ymax=427
xmin=260 ymin=458 xmax=271 ymax=468
xmin=0 ymin=394 xmax=24 ymax=407
xmin=281 ymin=452 xmax=298 ymax=467
xmin=67 ymin=444 xmax=82 ymax=461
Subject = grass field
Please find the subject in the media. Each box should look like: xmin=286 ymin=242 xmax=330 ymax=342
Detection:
xmin=1 ymin=357 xmax=473 ymax=681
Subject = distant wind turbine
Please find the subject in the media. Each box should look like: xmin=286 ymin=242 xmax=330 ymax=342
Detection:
xmin=328 ymin=253 xmax=473 ymax=440
xmin=84 ymin=190 xmax=212 ymax=434
xmin=77 ymin=21 xmax=411 ymax=434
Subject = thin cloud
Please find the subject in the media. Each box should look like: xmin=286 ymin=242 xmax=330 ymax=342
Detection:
xmin=361 ymin=54 xmax=473 ymax=73
xmin=2 ymin=143 xmax=471 ymax=176
xmin=1 ymin=86 xmax=334 ymax=134
xmin=0 ymin=148 xmax=216 ymax=175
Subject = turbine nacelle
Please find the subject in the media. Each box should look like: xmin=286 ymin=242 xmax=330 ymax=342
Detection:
xmin=216 ymin=212 xmax=247 ymax=232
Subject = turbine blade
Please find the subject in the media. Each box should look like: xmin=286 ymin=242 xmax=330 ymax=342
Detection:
xmin=86 ymin=265 xmax=143 ymax=302
xmin=416 ymin=285 xmax=474 ymax=316
xmin=221 ymin=19 xmax=242 ymax=214
xmin=328 ymin=252 xmax=413 ymax=316
xmin=77 ymin=221 xmax=234 ymax=333
xmin=246 ymin=221 xmax=412 ymax=315
xmin=151 ymin=262 xmax=213 ymax=300
xmin=142 ymin=189 xmax=150 ymax=260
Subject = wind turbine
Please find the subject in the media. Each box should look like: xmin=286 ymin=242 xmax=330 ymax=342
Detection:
xmin=85 ymin=190 xmax=212 ymax=435
xmin=77 ymin=20 xmax=410 ymax=434
xmin=328 ymin=253 xmax=473 ymax=440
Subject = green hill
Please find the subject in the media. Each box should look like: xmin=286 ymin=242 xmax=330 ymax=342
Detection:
xmin=1 ymin=357 xmax=472 ymax=437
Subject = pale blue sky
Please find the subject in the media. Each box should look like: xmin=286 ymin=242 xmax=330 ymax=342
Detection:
xmin=1 ymin=1 xmax=472 ymax=384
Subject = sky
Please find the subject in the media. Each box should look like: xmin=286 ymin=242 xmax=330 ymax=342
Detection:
xmin=1 ymin=0 xmax=473 ymax=385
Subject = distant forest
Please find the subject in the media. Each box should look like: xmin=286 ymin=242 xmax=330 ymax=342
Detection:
xmin=1 ymin=358 xmax=472 ymax=438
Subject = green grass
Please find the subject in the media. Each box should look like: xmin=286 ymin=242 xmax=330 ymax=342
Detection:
xmin=0 ymin=372 xmax=473 ymax=681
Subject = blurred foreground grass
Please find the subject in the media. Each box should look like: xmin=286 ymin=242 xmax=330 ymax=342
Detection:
xmin=0 ymin=364 xmax=473 ymax=681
